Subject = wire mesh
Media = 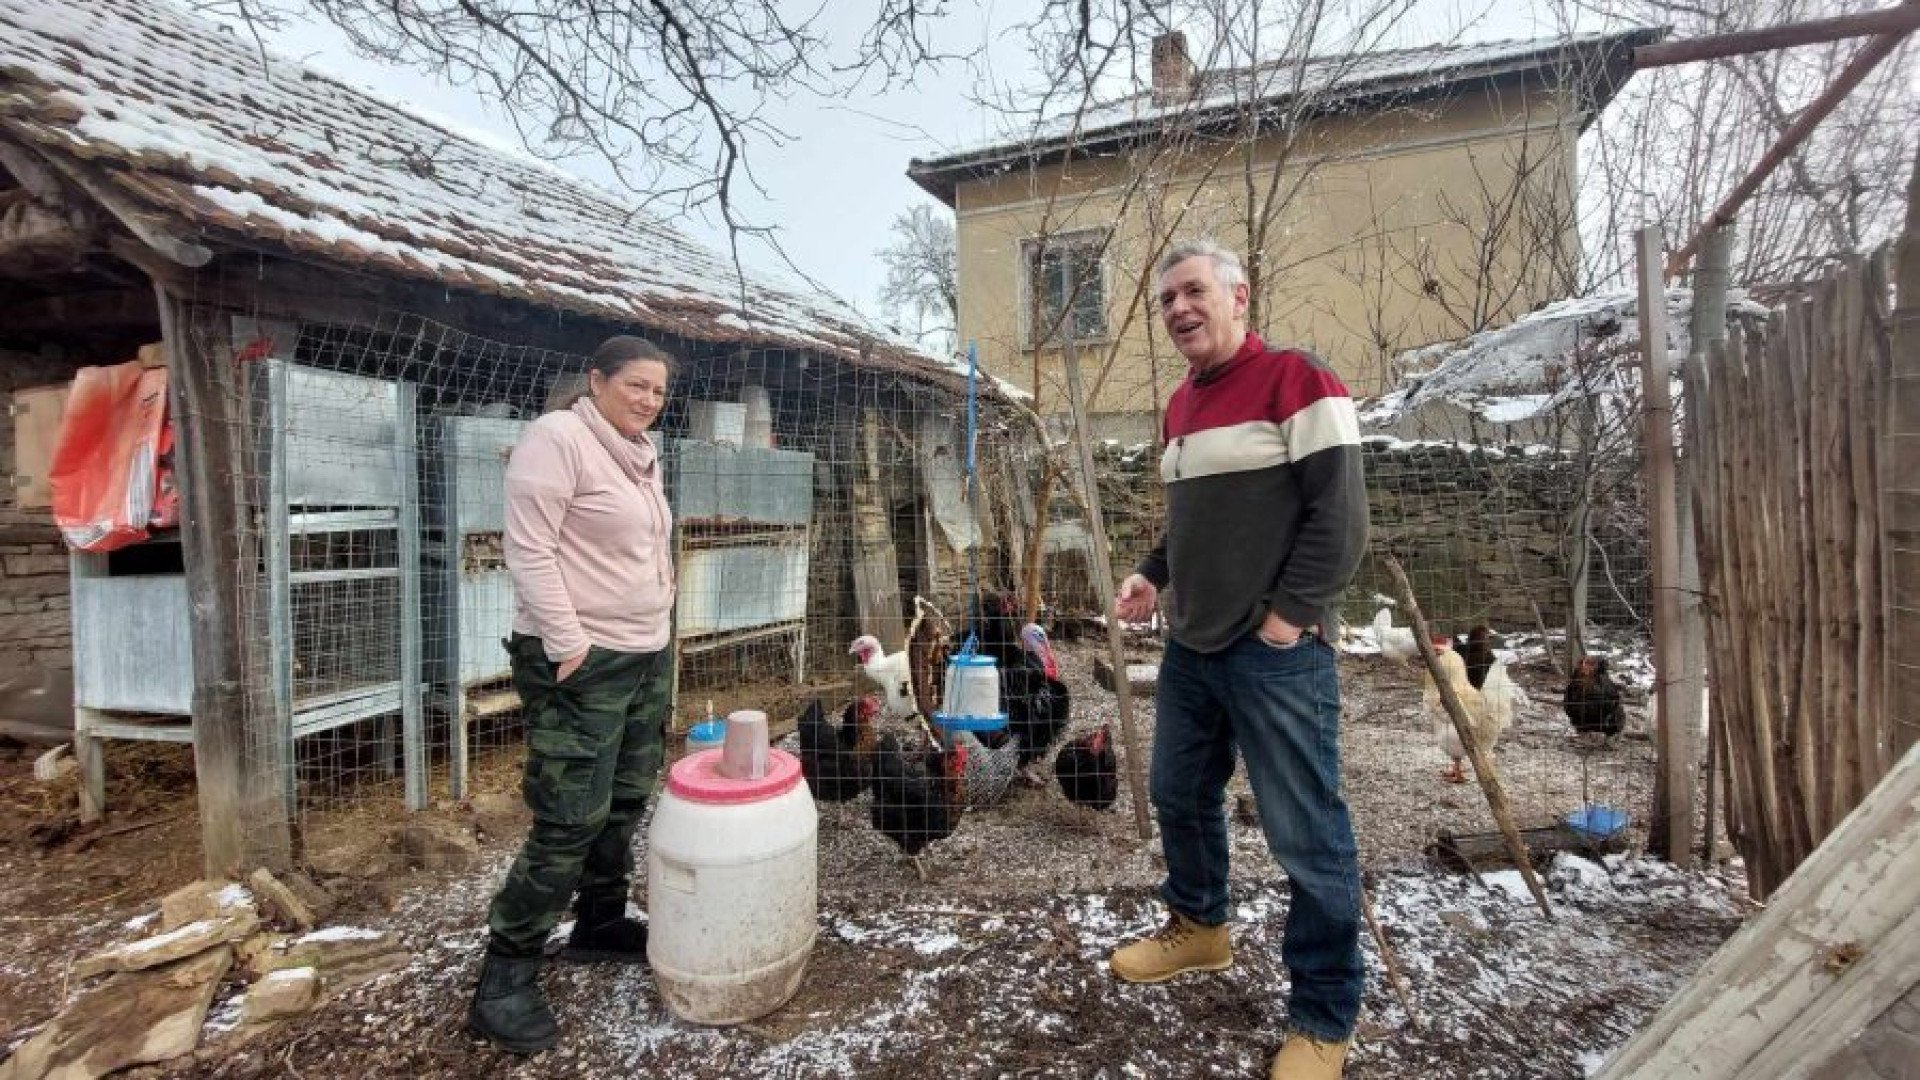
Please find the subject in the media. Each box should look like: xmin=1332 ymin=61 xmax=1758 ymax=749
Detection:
xmin=52 ymin=253 xmax=1674 ymax=882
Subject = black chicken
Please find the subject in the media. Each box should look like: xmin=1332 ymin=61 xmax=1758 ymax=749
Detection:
xmin=1457 ymin=625 xmax=1496 ymax=690
xmin=798 ymin=695 xmax=879 ymax=803
xmin=1563 ymin=656 xmax=1626 ymax=740
xmin=1053 ymin=724 xmax=1118 ymax=811
xmin=868 ymin=732 xmax=967 ymax=880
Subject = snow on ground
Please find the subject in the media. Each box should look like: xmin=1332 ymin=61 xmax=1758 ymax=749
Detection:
xmin=163 ymin=848 xmax=1743 ymax=1080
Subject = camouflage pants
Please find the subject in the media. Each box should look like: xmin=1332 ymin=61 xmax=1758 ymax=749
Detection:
xmin=485 ymin=634 xmax=671 ymax=958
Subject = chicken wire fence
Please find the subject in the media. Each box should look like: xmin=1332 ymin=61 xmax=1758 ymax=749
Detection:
xmin=89 ymin=277 xmax=1670 ymax=879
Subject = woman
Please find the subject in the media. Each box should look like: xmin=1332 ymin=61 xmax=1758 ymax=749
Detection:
xmin=469 ymin=335 xmax=677 ymax=1055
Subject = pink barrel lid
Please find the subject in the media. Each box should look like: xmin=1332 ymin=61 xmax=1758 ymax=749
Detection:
xmin=666 ymin=747 xmax=803 ymax=804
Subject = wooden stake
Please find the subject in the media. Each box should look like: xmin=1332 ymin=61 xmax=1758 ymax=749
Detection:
xmin=1637 ymin=225 xmax=1698 ymax=866
xmin=1385 ymin=556 xmax=1553 ymax=919
xmin=1060 ymin=342 xmax=1153 ymax=841
xmin=1361 ymin=882 xmax=1418 ymax=1028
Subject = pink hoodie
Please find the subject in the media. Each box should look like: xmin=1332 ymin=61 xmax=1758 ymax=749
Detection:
xmin=505 ymin=398 xmax=675 ymax=661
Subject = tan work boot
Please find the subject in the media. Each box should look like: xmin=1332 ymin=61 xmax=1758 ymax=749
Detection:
xmin=1269 ymin=1034 xmax=1351 ymax=1079
xmin=1108 ymin=911 xmax=1232 ymax=984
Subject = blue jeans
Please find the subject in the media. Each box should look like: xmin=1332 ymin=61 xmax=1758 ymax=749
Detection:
xmin=1151 ymin=631 xmax=1364 ymax=1042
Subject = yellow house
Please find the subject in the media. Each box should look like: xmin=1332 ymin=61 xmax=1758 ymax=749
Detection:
xmin=909 ymin=29 xmax=1658 ymax=441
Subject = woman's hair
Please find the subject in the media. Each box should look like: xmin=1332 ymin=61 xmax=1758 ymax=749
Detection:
xmin=590 ymin=334 xmax=678 ymax=381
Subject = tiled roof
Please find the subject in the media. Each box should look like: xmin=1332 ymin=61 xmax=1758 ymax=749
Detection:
xmin=0 ymin=0 xmax=982 ymax=387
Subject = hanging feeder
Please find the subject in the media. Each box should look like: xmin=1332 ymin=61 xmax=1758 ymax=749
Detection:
xmin=933 ymin=634 xmax=1007 ymax=735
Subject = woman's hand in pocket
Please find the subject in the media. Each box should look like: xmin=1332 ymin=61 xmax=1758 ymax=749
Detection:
xmin=556 ymin=651 xmax=588 ymax=683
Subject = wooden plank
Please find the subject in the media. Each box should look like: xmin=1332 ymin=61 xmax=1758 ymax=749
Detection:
xmin=1633 ymin=6 xmax=1920 ymax=69
xmin=1590 ymin=740 xmax=1920 ymax=1080
xmin=851 ymin=411 xmax=905 ymax=652
xmin=1890 ymin=146 xmax=1920 ymax=764
xmin=11 ymin=383 xmax=69 ymax=509
xmin=160 ymin=290 xmax=293 ymax=875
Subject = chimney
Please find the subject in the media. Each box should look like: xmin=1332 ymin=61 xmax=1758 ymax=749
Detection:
xmin=1150 ymin=31 xmax=1197 ymax=107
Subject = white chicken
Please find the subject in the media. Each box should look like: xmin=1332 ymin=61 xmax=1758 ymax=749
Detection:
xmin=849 ymin=635 xmax=917 ymax=721
xmin=1372 ymin=606 xmax=1422 ymax=665
xmin=1422 ymin=641 xmax=1503 ymax=783
xmin=1479 ymin=656 xmax=1529 ymax=734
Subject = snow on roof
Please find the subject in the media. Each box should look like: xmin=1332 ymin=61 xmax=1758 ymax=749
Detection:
xmin=911 ymin=29 xmax=1654 ymax=196
xmin=0 ymin=0 xmax=1003 ymax=394
xmin=1361 ymin=288 xmax=1770 ymax=427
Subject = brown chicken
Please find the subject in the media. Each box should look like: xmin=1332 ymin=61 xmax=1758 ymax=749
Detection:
xmin=798 ymin=695 xmax=879 ymax=803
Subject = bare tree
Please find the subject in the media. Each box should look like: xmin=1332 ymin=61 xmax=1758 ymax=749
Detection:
xmin=877 ymin=204 xmax=958 ymax=352
xmin=1566 ymin=0 xmax=1918 ymax=286
xmin=201 ymin=0 xmax=964 ymax=265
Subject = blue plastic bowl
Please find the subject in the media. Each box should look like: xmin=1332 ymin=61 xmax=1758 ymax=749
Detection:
xmin=686 ymin=720 xmax=726 ymax=752
xmin=1565 ymin=804 xmax=1630 ymax=840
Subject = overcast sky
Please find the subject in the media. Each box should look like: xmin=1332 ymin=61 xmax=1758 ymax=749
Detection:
xmin=203 ymin=1 xmax=1601 ymax=340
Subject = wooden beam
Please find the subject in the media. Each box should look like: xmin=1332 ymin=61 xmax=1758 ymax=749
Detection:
xmin=1591 ymin=740 xmax=1920 ymax=1079
xmin=1666 ymin=22 xmax=1915 ymax=276
xmin=0 ymin=140 xmax=68 ymax=204
xmin=158 ymin=286 xmax=294 ymax=875
xmin=1637 ymin=225 xmax=1696 ymax=866
xmin=37 ymin=153 xmax=211 ymax=269
xmin=1633 ymin=3 xmax=1920 ymax=69
xmin=0 ymin=288 xmax=156 ymax=335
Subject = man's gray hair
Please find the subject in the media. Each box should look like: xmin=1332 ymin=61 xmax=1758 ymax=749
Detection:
xmin=1155 ymin=238 xmax=1248 ymax=290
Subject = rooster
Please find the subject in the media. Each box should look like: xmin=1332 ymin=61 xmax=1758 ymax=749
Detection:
xmin=849 ymin=634 xmax=917 ymax=722
xmin=1456 ymin=625 xmax=1496 ymax=689
xmin=1372 ymin=607 xmax=1421 ymax=665
xmin=1479 ymin=657 xmax=1528 ymax=735
xmin=868 ymin=732 xmax=967 ymax=880
xmin=797 ymin=695 xmax=878 ymax=803
xmin=1053 ymin=724 xmax=1119 ymax=811
xmin=1563 ymin=656 xmax=1625 ymax=742
xmin=1423 ymin=639 xmax=1501 ymax=783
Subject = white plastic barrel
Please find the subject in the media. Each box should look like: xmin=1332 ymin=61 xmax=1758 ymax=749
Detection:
xmin=647 ymin=747 xmax=817 ymax=1025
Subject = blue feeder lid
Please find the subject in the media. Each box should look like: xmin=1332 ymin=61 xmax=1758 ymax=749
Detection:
xmin=947 ymin=653 xmax=999 ymax=669
xmin=932 ymin=711 xmax=1008 ymax=733
xmin=687 ymin=719 xmax=726 ymax=743
xmin=1565 ymin=804 xmax=1629 ymax=840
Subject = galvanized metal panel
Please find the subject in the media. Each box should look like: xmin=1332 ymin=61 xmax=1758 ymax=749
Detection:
xmin=664 ymin=439 xmax=813 ymax=526
xmin=72 ymin=575 xmax=195 ymax=714
xmin=455 ymin=570 xmax=516 ymax=687
xmin=676 ymin=543 xmax=810 ymax=637
xmin=429 ymin=415 xmax=526 ymax=536
xmin=267 ymin=360 xmax=403 ymax=508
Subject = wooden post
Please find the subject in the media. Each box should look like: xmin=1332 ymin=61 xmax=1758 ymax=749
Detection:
xmin=1637 ymin=225 xmax=1698 ymax=866
xmin=1890 ymin=146 xmax=1920 ymax=764
xmin=1685 ymin=225 xmax=1733 ymax=864
xmin=1060 ymin=342 xmax=1153 ymax=840
xmin=1385 ymin=557 xmax=1553 ymax=918
xmin=158 ymin=288 xmax=293 ymax=875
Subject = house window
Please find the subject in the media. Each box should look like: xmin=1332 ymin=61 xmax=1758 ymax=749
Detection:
xmin=1021 ymin=231 xmax=1108 ymax=346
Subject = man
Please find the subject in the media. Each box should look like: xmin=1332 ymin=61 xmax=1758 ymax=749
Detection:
xmin=1111 ymin=239 xmax=1368 ymax=1080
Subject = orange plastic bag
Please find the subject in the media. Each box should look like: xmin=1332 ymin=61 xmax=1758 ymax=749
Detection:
xmin=48 ymin=361 xmax=174 ymax=552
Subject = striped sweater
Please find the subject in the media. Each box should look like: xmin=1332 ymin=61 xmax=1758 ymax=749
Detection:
xmin=1136 ymin=333 xmax=1368 ymax=653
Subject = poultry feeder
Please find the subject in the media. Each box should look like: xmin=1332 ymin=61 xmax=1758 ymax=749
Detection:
xmin=1565 ymin=804 xmax=1629 ymax=841
xmin=933 ymin=635 xmax=1008 ymax=735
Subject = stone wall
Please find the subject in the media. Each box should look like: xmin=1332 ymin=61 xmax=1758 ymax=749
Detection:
xmin=0 ymin=348 xmax=82 ymax=680
xmin=1075 ymin=436 xmax=1651 ymax=635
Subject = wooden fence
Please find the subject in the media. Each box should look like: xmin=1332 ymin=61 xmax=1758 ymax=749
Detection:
xmin=1684 ymin=253 xmax=1896 ymax=899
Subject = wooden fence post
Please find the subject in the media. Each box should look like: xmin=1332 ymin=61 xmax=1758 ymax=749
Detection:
xmin=1890 ymin=146 xmax=1920 ymax=764
xmin=1636 ymin=225 xmax=1698 ymax=866
xmin=159 ymin=288 xmax=293 ymax=875
xmin=1684 ymin=225 xmax=1733 ymax=863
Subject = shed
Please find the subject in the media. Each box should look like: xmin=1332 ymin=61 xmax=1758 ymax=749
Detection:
xmin=0 ymin=0 xmax=1042 ymax=872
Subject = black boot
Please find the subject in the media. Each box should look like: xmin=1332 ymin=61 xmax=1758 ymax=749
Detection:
xmin=562 ymin=888 xmax=649 ymax=964
xmin=467 ymin=951 xmax=558 ymax=1055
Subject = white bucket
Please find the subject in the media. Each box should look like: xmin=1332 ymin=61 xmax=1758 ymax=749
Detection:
xmin=647 ymin=748 xmax=817 ymax=1025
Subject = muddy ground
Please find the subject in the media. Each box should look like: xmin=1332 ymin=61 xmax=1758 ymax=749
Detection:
xmin=0 ymin=636 xmax=1740 ymax=1078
